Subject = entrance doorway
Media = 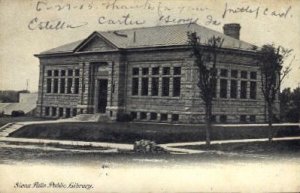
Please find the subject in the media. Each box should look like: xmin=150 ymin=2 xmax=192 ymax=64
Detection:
xmin=97 ymin=79 xmax=108 ymax=113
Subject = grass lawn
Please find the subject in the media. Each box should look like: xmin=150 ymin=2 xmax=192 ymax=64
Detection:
xmin=179 ymin=139 xmax=300 ymax=155
xmin=0 ymin=116 xmax=49 ymax=127
xmin=8 ymin=122 xmax=300 ymax=144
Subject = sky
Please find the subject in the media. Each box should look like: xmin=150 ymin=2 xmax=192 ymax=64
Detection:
xmin=0 ymin=0 xmax=299 ymax=92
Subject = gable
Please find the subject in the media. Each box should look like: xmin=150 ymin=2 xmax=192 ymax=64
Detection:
xmin=76 ymin=34 xmax=117 ymax=52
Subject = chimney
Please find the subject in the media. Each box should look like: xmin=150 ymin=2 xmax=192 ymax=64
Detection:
xmin=223 ymin=23 xmax=241 ymax=39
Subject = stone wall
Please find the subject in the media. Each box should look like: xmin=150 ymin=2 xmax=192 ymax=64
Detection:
xmin=36 ymin=47 xmax=278 ymax=123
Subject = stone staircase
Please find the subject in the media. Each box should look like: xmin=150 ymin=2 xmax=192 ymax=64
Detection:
xmin=0 ymin=122 xmax=27 ymax=137
xmin=68 ymin=113 xmax=110 ymax=122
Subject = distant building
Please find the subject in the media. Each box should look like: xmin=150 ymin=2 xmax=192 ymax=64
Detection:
xmin=0 ymin=93 xmax=37 ymax=115
xmin=34 ymin=23 xmax=279 ymax=123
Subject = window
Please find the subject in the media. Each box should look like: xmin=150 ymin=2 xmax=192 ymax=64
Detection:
xmin=59 ymin=107 xmax=64 ymax=117
xmin=132 ymin=78 xmax=139 ymax=95
xmin=47 ymin=70 xmax=52 ymax=76
xmin=220 ymin=115 xmax=227 ymax=123
xmin=66 ymin=108 xmax=71 ymax=118
xmin=68 ymin=69 xmax=73 ymax=76
xmin=52 ymin=107 xmax=57 ymax=116
xmin=45 ymin=107 xmax=50 ymax=116
xmin=250 ymin=115 xmax=256 ymax=122
xmin=241 ymin=71 xmax=247 ymax=79
xmin=150 ymin=112 xmax=157 ymax=120
xmin=220 ymin=79 xmax=227 ymax=98
xmin=212 ymin=79 xmax=217 ymax=98
xmin=140 ymin=112 xmax=147 ymax=120
xmin=67 ymin=78 xmax=73 ymax=94
xmin=240 ymin=81 xmax=247 ymax=99
xmin=163 ymin=67 xmax=170 ymax=75
xmin=173 ymin=77 xmax=181 ymax=97
xmin=160 ymin=113 xmax=168 ymax=121
xmin=231 ymin=70 xmax=238 ymax=78
xmin=230 ymin=80 xmax=237 ymax=98
xmin=132 ymin=68 xmax=139 ymax=75
xmin=173 ymin=67 xmax=181 ymax=97
xmin=211 ymin=115 xmax=216 ymax=123
xmin=61 ymin=70 xmax=66 ymax=76
xmin=250 ymin=71 xmax=257 ymax=79
xmin=74 ymin=78 xmax=80 ymax=94
xmin=75 ymin=69 xmax=80 ymax=76
xmin=151 ymin=77 xmax=159 ymax=96
xmin=46 ymin=79 xmax=52 ymax=93
xmin=240 ymin=115 xmax=247 ymax=123
xmin=72 ymin=108 xmax=77 ymax=117
xmin=60 ymin=78 xmax=65 ymax=93
xmin=220 ymin=69 xmax=228 ymax=77
xmin=141 ymin=78 xmax=149 ymax=96
xmin=152 ymin=67 xmax=159 ymax=75
xmin=250 ymin=82 xmax=256 ymax=99
xmin=162 ymin=77 xmax=170 ymax=96
xmin=173 ymin=67 xmax=181 ymax=75
xmin=131 ymin=112 xmax=137 ymax=119
xmin=53 ymin=79 xmax=59 ymax=93
xmin=142 ymin=68 xmax=149 ymax=75
xmin=54 ymin=70 xmax=59 ymax=76
xmin=172 ymin=114 xmax=179 ymax=121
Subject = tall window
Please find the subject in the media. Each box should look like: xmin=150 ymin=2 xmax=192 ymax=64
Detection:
xmin=132 ymin=78 xmax=139 ymax=95
xmin=46 ymin=78 xmax=52 ymax=93
xmin=161 ymin=67 xmax=170 ymax=96
xmin=67 ymin=78 xmax=72 ymax=94
xmin=142 ymin=78 xmax=149 ymax=96
xmin=250 ymin=81 xmax=257 ymax=99
xmin=74 ymin=78 xmax=79 ymax=94
xmin=53 ymin=79 xmax=58 ymax=93
xmin=162 ymin=77 xmax=170 ymax=96
xmin=141 ymin=68 xmax=149 ymax=96
xmin=240 ymin=81 xmax=247 ymax=99
xmin=132 ymin=68 xmax=139 ymax=95
xmin=230 ymin=80 xmax=237 ymax=98
xmin=151 ymin=67 xmax=159 ymax=96
xmin=60 ymin=78 xmax=65 ymax=93
xmin=45 ymin=107 xmax=50 ymax=116
xmin=220 ymin=79 xmax=227 ymax=98
xmin=173 ymin=67 xmax=181 ymax=97
xmin=151 ymin=77 xmax=159 ymax=96
xmin=52 ymin=107 xmax=57 ymax=116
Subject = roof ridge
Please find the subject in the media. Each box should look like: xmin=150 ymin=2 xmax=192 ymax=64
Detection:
xmin=98 ymin=23 xmax=197 ymax=33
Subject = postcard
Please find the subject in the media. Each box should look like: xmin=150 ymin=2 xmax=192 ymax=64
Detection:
xmin=0 ymin=0 xmax=300 ymax=192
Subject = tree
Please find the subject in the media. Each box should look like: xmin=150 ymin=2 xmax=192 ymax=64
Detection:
xmin=280 ymin=88 xmax=292 ymax=121
xmin=258 ymin=44 xmax=293 ymax=140
xmin=187 ymin=32 xmax=224 ymax=146
xmin=281 ymin=87 xmax=300 ymax=122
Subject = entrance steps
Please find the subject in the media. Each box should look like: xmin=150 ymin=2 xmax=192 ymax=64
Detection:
xmin=69 ymin=113 xmax=109 ymax=122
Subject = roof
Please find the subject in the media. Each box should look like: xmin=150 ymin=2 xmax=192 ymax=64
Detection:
xmin=39 ymin=23 xmax=257 ymax=55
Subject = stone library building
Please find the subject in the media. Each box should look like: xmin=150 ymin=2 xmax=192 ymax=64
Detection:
xmin=35 ymin=23 xmax=277 ymax=123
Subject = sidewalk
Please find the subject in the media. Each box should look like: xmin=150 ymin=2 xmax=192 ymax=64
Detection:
xmin=0 ymin=137 xmax=133 ymax=151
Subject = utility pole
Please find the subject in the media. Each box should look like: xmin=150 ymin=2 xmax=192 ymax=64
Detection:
xmin=26 ymin=79 xmax=29 ymax=91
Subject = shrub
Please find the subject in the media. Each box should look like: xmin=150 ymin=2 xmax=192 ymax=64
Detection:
xmin=116 ymin=113 xmax=133 ymax=122
xmin=133 ymin=139 xmax=167 ymax=154
xmin=11 ymin=110 xmax=25 ymax=117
